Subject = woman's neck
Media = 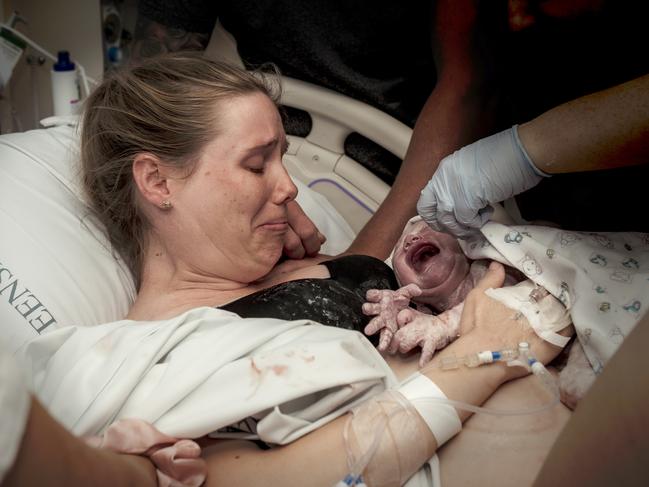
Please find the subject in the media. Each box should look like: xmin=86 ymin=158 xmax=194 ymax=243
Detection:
xmin=127 ymin=250 xmax=330 ymax=321
xmin=127 ymin=244 xmax=252 ymax=320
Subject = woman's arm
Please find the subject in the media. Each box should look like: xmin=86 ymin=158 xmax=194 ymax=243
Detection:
xmin=203 ymin=263 xmax=566 ymax=486
xmin=3 ymin=398 xmax=157 ymax=487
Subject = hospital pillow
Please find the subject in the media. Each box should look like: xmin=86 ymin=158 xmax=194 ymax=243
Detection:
xmin=0 ymin=119 xmax=355 ymax=353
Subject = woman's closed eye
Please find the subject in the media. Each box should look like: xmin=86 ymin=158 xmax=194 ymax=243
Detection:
xmin=244 ymin=138 xmax=289 ymax=174
xmin=245 ymin=154 xmax=266 ymax=174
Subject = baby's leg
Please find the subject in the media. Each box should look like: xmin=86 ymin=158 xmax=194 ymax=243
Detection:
xmin=558 ymin=340 xmax=597 ymax=410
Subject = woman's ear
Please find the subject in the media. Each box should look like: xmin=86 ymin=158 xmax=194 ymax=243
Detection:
xmin=132 ymin=153 xmax=172 ymax=208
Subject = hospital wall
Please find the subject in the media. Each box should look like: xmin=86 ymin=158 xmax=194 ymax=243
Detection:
xmin=1 ymin=0 xmax=103 ymax=133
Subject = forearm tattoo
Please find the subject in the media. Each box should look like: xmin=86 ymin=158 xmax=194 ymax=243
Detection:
xmin=131 ymin=16 xmax=210 ymax=61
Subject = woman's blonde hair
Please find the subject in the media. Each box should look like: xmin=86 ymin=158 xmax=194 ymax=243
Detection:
xmin=81 ymin=52 xmax=281 ymax=287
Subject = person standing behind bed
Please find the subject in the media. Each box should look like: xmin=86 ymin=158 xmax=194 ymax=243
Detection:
xmin=79 ymin=53 xmax=570 ymax=486
xmin=130 ymin=0 xmax=649 ymax=261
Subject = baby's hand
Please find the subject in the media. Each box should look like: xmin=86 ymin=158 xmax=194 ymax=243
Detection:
xmin=391 ymin=304 xmax=464 ymax=367
xmin=362 ymin=284 xmax=422 ymax=351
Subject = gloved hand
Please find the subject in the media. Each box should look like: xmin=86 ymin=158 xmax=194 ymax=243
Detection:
xmin=417 ymin=125 xmax=549 ymax=239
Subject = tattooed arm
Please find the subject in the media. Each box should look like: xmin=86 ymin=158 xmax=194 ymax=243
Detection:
xmin=130 ymin=0 xmax=220 ymax=62
xmin=131 ymin=15 xmax=210 ymax=62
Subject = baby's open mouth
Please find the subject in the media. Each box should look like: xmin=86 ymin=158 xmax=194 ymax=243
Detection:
xmin=409 ymin=242 xmax=439 ymax=273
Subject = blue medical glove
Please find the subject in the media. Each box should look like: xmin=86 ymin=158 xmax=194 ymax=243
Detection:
xmin=417 ymin=125 xmax=550 ymax=239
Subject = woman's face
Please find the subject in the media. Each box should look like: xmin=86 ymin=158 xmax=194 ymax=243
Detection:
xmin=167 ymin=92 xmax=297 ymax=283
xmin=392 ymin=219 xmax=470 ymax=295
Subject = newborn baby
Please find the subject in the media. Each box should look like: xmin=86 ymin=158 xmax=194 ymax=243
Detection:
xmin=362 ymin=218 xmax=594 ymax=409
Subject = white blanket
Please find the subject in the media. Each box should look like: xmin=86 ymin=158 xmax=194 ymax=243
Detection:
xmin=461 ymin=222 xmax=649 ymax=372
xmin=18 ymin=307 xmax=395 ymax=443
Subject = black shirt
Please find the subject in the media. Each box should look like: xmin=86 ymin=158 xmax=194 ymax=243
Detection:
xmin=221 ymin=255 xmax=398 ymax=346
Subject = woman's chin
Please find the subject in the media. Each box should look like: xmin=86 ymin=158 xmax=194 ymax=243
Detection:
xmin=249 ymin=250 xmax=285 ymax=283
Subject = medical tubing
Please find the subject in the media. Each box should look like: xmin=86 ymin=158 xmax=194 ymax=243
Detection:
xmin=411 ymin=392 xmax=559 ymax=417
xmin=339 ymin=362 xmax=560 ymax=486
xmin=419 ymin=358 xmax=560 ymax=416
xmin=343 ymin=391 xmax=415 ymax=482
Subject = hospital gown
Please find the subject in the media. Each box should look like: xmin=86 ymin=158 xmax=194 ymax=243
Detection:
xmin=221 ymin=254 xmax=398 ymax=347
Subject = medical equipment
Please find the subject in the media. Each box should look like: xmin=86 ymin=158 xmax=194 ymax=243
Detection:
xmin=337 ymin=342 xmax=560 ymax=487
xmin=0 ymin=26 xmax=25 ymax=88
xmin=438 ymin=342 xmax=560 ymax=403
xmin=430 ymin=341 xmax=560 ymax=414
xmin=50 ymin=51 xmax=80 ymax=116
xmin=0 ymin=24 xmax=97 ymax=115
xmin=341 ymin=389 xmax=434 ymax=487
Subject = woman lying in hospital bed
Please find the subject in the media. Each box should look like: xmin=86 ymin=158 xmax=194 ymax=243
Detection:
xmin=2 ymin=53 xmax=573 ymax=487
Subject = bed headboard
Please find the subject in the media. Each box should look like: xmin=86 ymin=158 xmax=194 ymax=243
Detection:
xmin=280 ymin=76 xmax=411 ymax=234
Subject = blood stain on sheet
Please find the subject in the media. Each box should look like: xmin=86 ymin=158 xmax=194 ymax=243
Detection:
xmin=271 ymin=364 xmax=288 ymax=375
xmin=250 ymin=358 xmax=261 ymax=376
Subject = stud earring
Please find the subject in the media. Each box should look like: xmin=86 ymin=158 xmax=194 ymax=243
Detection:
xmin=160 ymin=200 xmax=172 ymax=210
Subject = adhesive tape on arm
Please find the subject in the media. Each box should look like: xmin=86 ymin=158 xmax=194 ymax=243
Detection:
xmin=398 ymin=372 xmax=462 ymax=446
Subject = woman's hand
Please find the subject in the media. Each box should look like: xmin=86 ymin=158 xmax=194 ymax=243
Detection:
xmin=457 ymin=262 xmax=572 ymax=374
xmin=283 ymin=201 xmax=327 ymax=258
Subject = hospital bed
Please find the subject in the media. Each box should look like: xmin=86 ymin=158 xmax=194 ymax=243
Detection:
xmin=0 ymin=67 xmax=412 ymax=353
xmin=4 ymin=46 xmax=649 ymax=487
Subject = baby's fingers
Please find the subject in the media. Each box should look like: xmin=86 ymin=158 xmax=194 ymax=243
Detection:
xmin=378 ymin=327 xmax=395 ymax=352
xmin=419 ymin=339 xmax=437 ymax=368
xmin=393 ymin=324 xmax=422 ymax=354
xmin=362 ymin=302 xmax=382 ymax=316
xmin=364 ymin=315 xmax=388 ymax=336
xmin=365 ymin=289 xmax=384 ymax=302
xmin=396 ymin=283 xmax=423 ymax=300
xmin=396 ymin=308 xmax=417 ymax=328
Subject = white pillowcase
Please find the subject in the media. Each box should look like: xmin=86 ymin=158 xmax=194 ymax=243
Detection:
xmin=0 ymin=119 xmax=355 ymax=353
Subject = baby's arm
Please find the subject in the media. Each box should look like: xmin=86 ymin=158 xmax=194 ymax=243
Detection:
xmin=363 ymin=285 xmax=463 ymax=364
xmin=362 ymin=284 xmax=424 ymax=351
xmin=392 ymin=303 xmax=464 ymax=367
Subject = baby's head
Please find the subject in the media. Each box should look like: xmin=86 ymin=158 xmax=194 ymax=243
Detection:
xmin=392 ymin=217 xmax=470 ymax=304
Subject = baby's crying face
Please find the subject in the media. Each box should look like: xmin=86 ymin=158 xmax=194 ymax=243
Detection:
xmin=392 ymin=219 xmax=470 ymax=299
